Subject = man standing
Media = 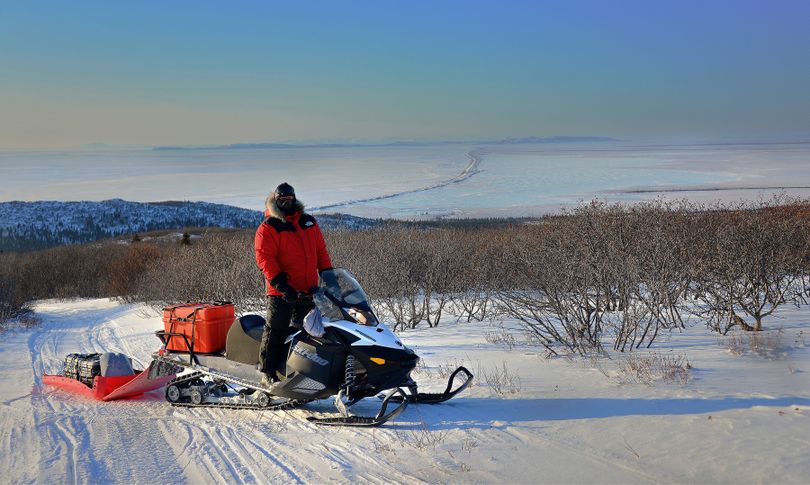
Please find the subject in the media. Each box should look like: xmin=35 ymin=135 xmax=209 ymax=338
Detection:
xmin=255 ymin=183 xmax=332 ymax=386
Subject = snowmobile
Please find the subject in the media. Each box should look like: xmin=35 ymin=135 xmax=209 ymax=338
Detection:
xmin=151 ymin=268 xmax=472 ymax=427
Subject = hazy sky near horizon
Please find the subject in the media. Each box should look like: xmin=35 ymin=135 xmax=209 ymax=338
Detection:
xmin=1 ymin=0 xmax=809 ymax=148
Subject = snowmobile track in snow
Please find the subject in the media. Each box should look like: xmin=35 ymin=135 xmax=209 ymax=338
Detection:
xmin=310 ymin=149 xmax=483 ymax=212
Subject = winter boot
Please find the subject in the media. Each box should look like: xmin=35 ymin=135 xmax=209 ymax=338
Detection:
xmin=260 ymin=374 xmax=277 ymax=388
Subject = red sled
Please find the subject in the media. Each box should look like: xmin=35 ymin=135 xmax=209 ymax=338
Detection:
xmin=43 ymin=361 xmax=175 ymax=401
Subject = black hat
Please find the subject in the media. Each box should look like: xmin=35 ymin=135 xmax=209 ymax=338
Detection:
xmin=274 ymin=182 xmax=295 ymax=197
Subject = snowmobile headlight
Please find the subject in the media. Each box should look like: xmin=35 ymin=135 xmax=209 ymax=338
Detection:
xmin=369 ymin=357 xmax=386 ymax=365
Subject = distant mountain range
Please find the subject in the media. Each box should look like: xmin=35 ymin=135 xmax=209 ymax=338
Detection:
xmin=0 ymin=199 xmax=377 ymax=252
xmin=153 ymin=136 xmax=619 ymax=151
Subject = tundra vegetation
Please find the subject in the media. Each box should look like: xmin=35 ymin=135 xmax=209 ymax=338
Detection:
xmin=2 ymin=197 xmax=809 ymax=355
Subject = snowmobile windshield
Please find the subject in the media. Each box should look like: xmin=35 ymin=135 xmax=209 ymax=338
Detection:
xmin=316 ymin=268 xmax=378 ymax=325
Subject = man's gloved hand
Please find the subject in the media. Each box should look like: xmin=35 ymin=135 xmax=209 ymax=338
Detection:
xmin=270 ymin=272 xmax=298 ymax=304
xmin=281 ymin=286 xmax=298 ymax=304
xmin=319 ymin=268 xmax=338 ymax=290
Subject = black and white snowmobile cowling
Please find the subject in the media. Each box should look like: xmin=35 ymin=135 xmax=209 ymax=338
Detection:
xmin=151 ymin=268 xmax=473 ymax=427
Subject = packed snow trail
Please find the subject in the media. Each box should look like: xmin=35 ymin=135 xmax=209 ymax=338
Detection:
xmin=309 ymin=149 xmax=483 ymax=212
xmin=2 ymin=299 xmax=809 ymax=483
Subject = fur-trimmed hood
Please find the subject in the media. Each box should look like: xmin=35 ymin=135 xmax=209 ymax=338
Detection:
xmin=264 ymin=192 xmax=305 ymax=220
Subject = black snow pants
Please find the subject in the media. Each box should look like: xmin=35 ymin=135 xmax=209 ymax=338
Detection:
xmin=258 ymin=295 xmax=314 ymax=377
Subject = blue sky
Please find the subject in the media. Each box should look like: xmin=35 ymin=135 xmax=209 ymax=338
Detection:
xmin=1 ymin=0 xmax=809 ymax=148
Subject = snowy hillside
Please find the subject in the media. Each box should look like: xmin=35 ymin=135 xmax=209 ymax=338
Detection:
xmin=2 ymin=299 xmax=808 ymax=483
xmin=0 ymin=200 xmax=376 ymax=251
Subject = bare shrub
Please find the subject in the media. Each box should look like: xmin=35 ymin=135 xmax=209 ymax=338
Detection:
xmin=12 ymin=243 xmax=122 ymax=299
xmin=0 ymin=240 xmax=146 ymax=326
xmin=412 ymin=356 xmax=434 ymax=378
xmin=692 ymin=197 xmax=810 ymax=334
xmin=329 ymin=224 xmax=472 ymax=331
xmin=795 ymin=329 xmax=806 ymax=348
xmin=496 ymin=198 xmax=809 ymax=354
xmin=420 ymin=228 xmax=466 ymax=327
xmin=106 ymin=243 xmax=164 ymax=297
xmin=435 ymin=359 xmax=469 ymax=379
xmin=395 ymin=420 xmax=450 ymax=451
xmin=17 ymin=312 xmax=42 ymax=329
xmin=448 ymin=228 xmax=502 ymax=323
xmin=460 ymin=435 xmax=479 ymax=453
xmin=483 ymin=324 xmax=517 ymax=350
xmin=4 ymin=196 xmax=809 ymax=347
xmin=132 ymin=231 xmax=265 ymax=314
xmin=369 ymin=429 xmax=396 ymax=454
xmin=0 ymin=259 xmax=30 ymax=328
xmin=450 ymin=289 xmax=495 ymax=323
xmin=586 ymin=354 xmax=614 ymax=380
xmin=609 ymin=200 xmax=698 ymax=351
xmin=476 ymin=361 xmax=521 ymax=396
xmin=347 ymin=225 xmax=429 ymax=331
xmin=615 ymin=352 xmax=691 ymax=386
xmin=497 ymin=210 xmax=608 ymax=356
xmin=723 ymin=329 xmax=785 ymax=359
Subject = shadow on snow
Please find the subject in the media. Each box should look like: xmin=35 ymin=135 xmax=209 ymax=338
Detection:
xmin=397 ymin=395 xmax=810 ymax=430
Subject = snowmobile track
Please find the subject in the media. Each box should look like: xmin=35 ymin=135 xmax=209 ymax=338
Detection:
xmin=164 ymin=371 xmax=309 ymax=411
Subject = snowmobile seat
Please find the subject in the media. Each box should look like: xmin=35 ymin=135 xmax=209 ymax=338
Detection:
xmin=225 ymin=314 xmax=266 ymax=365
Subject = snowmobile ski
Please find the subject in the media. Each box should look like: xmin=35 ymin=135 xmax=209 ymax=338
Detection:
xmin=386 ymin=366 xmax=473 ymax=404
xmin=307 ymin=387 xmax=408 ymax=427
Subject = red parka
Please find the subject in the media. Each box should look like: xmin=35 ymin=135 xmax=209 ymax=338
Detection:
xmin=255 ymin=208 xmax=332 ymax=297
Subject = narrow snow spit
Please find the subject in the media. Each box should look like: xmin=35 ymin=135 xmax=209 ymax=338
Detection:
xmin=1 ymin=299 xmax=809 ymax=483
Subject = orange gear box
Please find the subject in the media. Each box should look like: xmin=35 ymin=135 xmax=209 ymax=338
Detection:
xmin=162 ymin=302 xmax=235 ymax=353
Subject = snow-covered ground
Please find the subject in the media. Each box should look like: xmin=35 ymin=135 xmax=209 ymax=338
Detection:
xmin=2 ymin=299 xmax=808 ymax=483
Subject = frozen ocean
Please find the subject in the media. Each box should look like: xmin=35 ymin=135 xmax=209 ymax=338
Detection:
xmin=1 ymin=141 xmax=809 ymax=218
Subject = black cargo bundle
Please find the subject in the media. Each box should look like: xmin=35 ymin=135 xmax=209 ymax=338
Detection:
xmin=63 ymin=353 xmax=101 ymax=387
